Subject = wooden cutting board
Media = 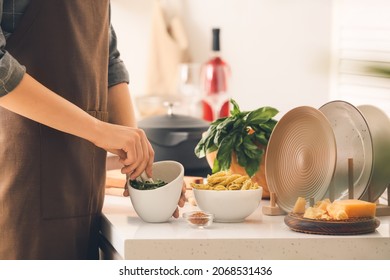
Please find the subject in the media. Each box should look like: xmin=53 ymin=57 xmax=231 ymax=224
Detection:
xmin=105 ymin=169 xmax=203 ymax=196
xmin=284 ymin=213 xmax=380 ymax=235
xmin=106 ymin=169 xmax=126 ymax=188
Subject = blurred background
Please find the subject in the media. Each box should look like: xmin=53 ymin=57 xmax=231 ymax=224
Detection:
xmin=111 ymin=0 xmax=390 ymax=119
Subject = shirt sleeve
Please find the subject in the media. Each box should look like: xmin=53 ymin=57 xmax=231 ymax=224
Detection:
xmin=108 ymin=23 xmax=130 ymax=88
xmin=0 ymin=32 xmax=26 ymax=97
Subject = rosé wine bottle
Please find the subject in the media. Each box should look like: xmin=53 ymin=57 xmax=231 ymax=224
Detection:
xmin=201 ymin=28 xmax=231 ymax=122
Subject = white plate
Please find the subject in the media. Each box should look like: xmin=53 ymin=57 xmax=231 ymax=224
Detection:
xmin=319 ymin=100 xmax=373 ymax=200
xmin=265 ymin=106 xmax=336 ymax=213
xmin=357 ymin=105 xmax=390 ymax=202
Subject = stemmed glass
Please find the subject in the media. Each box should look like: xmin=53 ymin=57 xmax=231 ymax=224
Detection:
xmin=177 ymin=63 xmax=202 ymax=118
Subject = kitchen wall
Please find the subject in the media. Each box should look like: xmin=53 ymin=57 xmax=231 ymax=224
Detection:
xmin=111 ymin=0 xmax=333 ymax=118
xmin=330 ymin=0 xmax=390 ymax=116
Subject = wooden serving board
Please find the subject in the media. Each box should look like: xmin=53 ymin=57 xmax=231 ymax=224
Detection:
xmin=284 ymin=213 xmax=380 ymax=235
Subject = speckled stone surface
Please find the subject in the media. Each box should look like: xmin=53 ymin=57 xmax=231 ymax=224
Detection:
xmin=101 ymin=195 xmax=390 ymax=260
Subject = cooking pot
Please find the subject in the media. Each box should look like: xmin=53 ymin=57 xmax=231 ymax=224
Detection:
xmin=138 ymin=107 xmax=211 ymax=177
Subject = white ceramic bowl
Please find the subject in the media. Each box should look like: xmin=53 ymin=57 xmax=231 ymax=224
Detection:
xmin=193 ymin=188 xmax=263 ymax=222
xmin=127 ymin=161 xmax=184 ymax=223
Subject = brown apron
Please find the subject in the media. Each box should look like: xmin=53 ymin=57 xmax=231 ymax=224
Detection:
xmin=0 ymin=0 xmax=109 ymax=259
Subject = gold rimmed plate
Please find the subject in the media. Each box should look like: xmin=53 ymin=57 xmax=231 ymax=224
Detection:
xmin=265 ymin=106 xmax=336 ymax=213
xmin=319 ymin=100 xmax=373 ymax=200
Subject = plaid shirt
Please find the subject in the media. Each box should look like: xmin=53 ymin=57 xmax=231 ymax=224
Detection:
xmin=0 ymin=0 xmax=129 ymax=96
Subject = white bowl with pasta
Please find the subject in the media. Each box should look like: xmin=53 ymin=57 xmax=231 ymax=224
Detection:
xmin=191 ymin=171 xmax=263 ymax=222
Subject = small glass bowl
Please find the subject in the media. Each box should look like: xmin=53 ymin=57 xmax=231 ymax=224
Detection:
xmin=183 ymin=211 xmax=214 ymax=229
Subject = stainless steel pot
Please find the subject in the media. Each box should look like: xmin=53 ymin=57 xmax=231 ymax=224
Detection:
xmin=138 ymin=110 xmax=211 ymax=177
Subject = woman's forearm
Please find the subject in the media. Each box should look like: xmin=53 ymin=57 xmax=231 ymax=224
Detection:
xmin=0 ymin=73 xmax=154 ymax=178
xmin=0 ymin=73 xmax=102 ymax=144
xmin=107 ymin=82 xmax=137 ymax=127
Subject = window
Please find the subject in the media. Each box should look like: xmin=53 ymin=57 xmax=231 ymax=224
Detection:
xmin=331 ymin=0 xmax=390 ymax=116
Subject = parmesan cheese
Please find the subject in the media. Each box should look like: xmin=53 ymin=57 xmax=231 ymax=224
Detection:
xmin=292 ymin=197 xmax=306 ymax=214
xmin=303 ymin=207 xmax=327 ymax=219
xmin=327 ymin=199 xmax=376 ymax=219
xmin=314 ymin=198 xmax=331 ymax=212
xmin=295 ymin=197 xmax=377 ymax=220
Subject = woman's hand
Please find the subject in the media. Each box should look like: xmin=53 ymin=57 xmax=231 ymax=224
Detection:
xmin=123 ymin=181 xmax=187 ymax=218
xmin=104 ymin=82 xmax=154 ymax=180
xmin=94 ymin=122 xmax=154 ymax=180
xmin=172 ymin=183 xmax=186 ymax=218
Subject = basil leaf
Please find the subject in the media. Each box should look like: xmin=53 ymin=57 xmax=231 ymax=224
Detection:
xmin=245 ymin=154 xmax=263 ymax=177
xmin=194 ymin=131 xmax=212 ymax=158
xmin=206 ymin=145 xmax=218 ymax=155
xmin=195 ymin=125 xmax=218 ymax=158
xmin=255 ymin=133 xmax=268 ymax=145
xmin=210 ymin=117 xmax=227 ymax=126
xmin=246 ymin=107 xmax=279 ymax=125
xmin=216 ymin=117 xmax=236 ymax=131
xmin=194 ymin=141 xmax=205 ymax=158
xmin=232 ymin=118 xmax=245 ymax=130
xmin=259 ymin=119 xmax=277 ymax=133
xmin=212 ymin=157 xmax=221 ymax=173
xmin=216 ymin=136 xmax=234 ymax=171
xmin=235 ymin=148 xmax=248 ymax=167
xmin=214 ymin=118 xmax=235 ymax=145
xmin=242 ymin=137 xmax=259 ymax=159
xmin=230 ymin=99 xmax=241 ymax=116
xmin=236 ymin=134 xmax=244 ymax=147
xmin=204 ymin=132 xmax=217 ymax=151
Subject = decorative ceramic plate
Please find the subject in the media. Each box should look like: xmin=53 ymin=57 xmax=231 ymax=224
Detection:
xmin=319 ymin=100 xmax=373 ymax=200
xmin=357 ymin=105 xmax=390 ymax=202
xmin=265 ymin=106 xmax=336 ymax=213
xmin=284 ymin=213 xmax=380 ymax=235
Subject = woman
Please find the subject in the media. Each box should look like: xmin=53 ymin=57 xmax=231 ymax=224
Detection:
xmin=0 ymin=0 xmax=181 ymax=260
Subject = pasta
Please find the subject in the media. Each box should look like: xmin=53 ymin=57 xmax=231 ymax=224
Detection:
xmin=191 ymin=171 xmax=261 ymax=191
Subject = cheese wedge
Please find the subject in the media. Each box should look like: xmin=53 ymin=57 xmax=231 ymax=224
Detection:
xmin=326 ymin=199 xmax=376 ymax=219
xmin=303 ymin=207 xmax=327 ymax=219
xmin=292 ymin=197 xmax=306 ymax=214
xmin=314 ymin=198 xmax=331 ymax=212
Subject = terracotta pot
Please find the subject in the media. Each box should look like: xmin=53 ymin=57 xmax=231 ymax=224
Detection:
xmin=206 ymin=149 xmax=270 ymax=199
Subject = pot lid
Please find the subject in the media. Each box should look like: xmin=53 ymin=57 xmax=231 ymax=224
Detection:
xmin=138 ymin=113 xmax=210 ymax=130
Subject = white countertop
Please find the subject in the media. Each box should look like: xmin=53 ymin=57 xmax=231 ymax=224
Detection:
xmin=100 ymin=194 xmax=390 ymax=260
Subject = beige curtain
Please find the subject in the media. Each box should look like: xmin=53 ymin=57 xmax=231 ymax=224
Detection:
xmin=145 ymin=0 xmax=190 ymax=96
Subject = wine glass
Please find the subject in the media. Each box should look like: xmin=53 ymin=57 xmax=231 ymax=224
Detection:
xmin=177 ymin=63 xmax=202 ymax=118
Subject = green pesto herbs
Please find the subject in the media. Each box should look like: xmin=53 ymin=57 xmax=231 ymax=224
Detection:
xmin=129 ymin=179 xmax=167 ymax=190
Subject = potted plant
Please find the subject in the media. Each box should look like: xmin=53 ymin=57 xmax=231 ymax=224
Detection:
xmin=194 ymin=99 xmax=279 ymax=198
